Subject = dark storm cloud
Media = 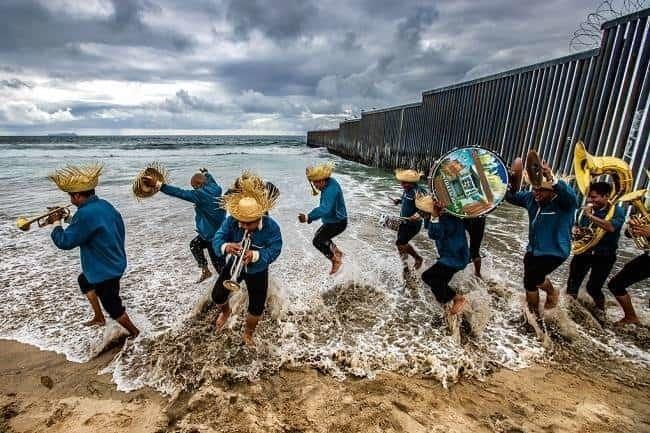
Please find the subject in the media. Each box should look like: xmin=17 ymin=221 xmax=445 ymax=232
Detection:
xmin=0 ymin=0 xmax=192 ymax=53
xmin=0 ymin=79 xmax=33 ymax=89
xmin=0 ymin=0 xmax=601 ymax=134
xmin=225 ymin=0 xmax=318 ymax=41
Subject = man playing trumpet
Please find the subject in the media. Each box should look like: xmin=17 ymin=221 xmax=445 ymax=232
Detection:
xmin=211 ymin=176 xmax=282 ymax=346
xmin=506 ymin=157 xmax=578 ymax=316
xmin=142 ymin=168 xmax=226 ymax=282
xmin=392 ymin=169 xmax=425 ymax=272
xmin=415 ymin=194 xmax=469 ymax=315
xmin=566 ymin=182 xmax=625 ymax=314
xmin=299 ymin=162 xmax=348 ymax=275
xmin=48 ymin=164 xmax=140 ymax=338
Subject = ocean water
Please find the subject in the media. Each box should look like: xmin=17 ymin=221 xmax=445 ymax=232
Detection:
xmin=0 ymin=136 xmax=647 ymax=394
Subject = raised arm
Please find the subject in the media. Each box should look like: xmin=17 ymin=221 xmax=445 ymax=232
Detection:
xmin=160 ymin=184 xmax=200 ymax=204
xmin=553 ymin=180 xmax=578 ymax=211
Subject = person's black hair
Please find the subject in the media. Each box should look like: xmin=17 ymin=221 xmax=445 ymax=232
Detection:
xmin=69 ymin=189 xmax=95 ymax=198
xmin=588 ymin=181 xmax=611 ymax=196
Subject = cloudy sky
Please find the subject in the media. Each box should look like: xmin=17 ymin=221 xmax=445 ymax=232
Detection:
xmin=0 ymin=0 xmax=605 ymax=135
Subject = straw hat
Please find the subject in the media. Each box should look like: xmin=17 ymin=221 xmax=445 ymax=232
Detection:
xmin=414 ymin=192 xmax=435 ymax=214
xmin=306 ymin=162 xmax=335 ymax=182
xmin=49 ymin=163 xmax=103 ymax=193
xmin=132 ymin=162 xmax=169 ymax=199
xmin=395 ymin=169 xmax=422 ymax=183
xmin=220 ymin=176 xmax=278 ymax=222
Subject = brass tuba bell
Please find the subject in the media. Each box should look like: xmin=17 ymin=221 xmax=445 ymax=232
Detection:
xmin=571 ymin=141 xmax=633 ymax=255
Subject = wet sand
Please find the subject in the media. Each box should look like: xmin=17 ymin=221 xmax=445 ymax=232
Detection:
xmin=2 ymin=338 xmax=649 ymax=433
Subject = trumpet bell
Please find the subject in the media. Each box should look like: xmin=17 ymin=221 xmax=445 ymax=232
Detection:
xmin=223 ymin=280 xmax=241 ymax=292
xmin=16 ymin=217 xmax=31 ymax=231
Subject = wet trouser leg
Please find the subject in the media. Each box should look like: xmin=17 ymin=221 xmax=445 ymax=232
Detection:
xmin=421 ymin=262 xmax=457 ymax=304
xmin=312 ymin=220 xmax=347 ymax=259
xmin=608 ymin=253 xmax=650 ymax=296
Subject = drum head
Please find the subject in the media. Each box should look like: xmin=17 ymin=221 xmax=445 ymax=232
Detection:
xmin=429 ymin=147 xmax=509 ymax=218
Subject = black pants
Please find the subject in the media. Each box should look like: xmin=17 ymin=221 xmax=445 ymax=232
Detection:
xmin=78 ymin=274 xmax=125 ymax=319
xmin=608 ymin=253 xmax=650 ymax=297
xmin=313 ymin=220 xmax=347 ymax=259
xmin=566 ymin=253 xmax=616 ymax=305
xmin=464 ymin=217 xmax=486 ymax=260
xmin=523 ymin=253 xmax=565 ymax=292
xmin=211 ymin=260 xmax=269 ymax=316
xmin=422 ymin=262 xmax=459 ymax=304
xmin=190 ymin=235 xmax=225 ymax=272
xmin=396 ymin=220 xmax=421 ymax=246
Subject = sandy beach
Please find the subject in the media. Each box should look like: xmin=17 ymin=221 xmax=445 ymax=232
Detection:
xmin=2 ymin=338 xmax=649 ymax=433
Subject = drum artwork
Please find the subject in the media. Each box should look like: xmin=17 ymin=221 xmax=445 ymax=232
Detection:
xmin=429 ymin=147 xmax=509 ymax=218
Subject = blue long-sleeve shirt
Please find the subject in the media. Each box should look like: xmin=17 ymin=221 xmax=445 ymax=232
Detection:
xmin=160 ymin=172 xmax=226 ymax=240
xmin=51 ymin=196 xmax=126 ymax=284
xmin=425 ymin=214 xmax=470 ymax=270
xmin=212 ymin=216 xmax=282 ymax=274
xmin=506 ymin=180 xmax=578 ymax=259
xmin=577 ymin=205 xmax=625 ymax=256
xmin=307 ymin=177 xmax=348 ymax=224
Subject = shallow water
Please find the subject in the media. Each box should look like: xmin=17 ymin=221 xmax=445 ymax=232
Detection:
xmin=0 ymin=136 xmax=647 ymax=394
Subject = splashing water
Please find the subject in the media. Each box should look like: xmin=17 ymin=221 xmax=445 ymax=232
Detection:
xmin=0 ymin=136 xmax=647 ymax=395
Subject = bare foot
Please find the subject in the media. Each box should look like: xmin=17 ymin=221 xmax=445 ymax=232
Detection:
xmin=544 ymin=287 xmax=559 ymax=310
xmin=126 ymin=330 xmax=140 ymax=340
xmin=215 ymin=311 xmax=230 ymax=331
xmin=615 ymin=316 xmax=640 ymax=326
xmin=82 ymin=318 xmax=105 ymax=327
xmin=449 ymin=296 xmax=466 ymax=315
xmin=330 ymin=256 xmax=342 ymax=275
xmin=414 ymin=256 xmax=423 ymax=270
xmin=333 ymin=246 xmax=344 ymax=258
xmin=242 ymin=331 xmax=256 ymax=347
xmin=196 ymin=268 xmax=212 ymax=283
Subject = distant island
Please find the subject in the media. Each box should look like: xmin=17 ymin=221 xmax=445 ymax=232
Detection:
xmin=47 ymin=132 xmax=78 ymax=137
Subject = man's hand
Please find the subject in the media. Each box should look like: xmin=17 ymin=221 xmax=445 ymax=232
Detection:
xmin=583 ymin=203 xmax=594 ymax=217
xmin=46 ymin=209 xmax=65 ymax=225
xmin=541 ymin=161 xmax=554 ymax=182
xmin=142 ymin=175 xmax=157 ymax=188
xmin=408 ymin=214 xmax=421 ymax=222
xmin=242 ymin=250 xmax=254 ymax=264
xmin=629 ymin=221 xmax=650 ymax=238
xmin=298 ymin=213 xmax=307 ymax=223
xmin=224 ymin=243 xmax=241 ymax=255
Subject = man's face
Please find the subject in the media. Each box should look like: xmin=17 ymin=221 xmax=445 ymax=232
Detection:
xmin=532 ymin=187 xmax=553 ymax=203
xmin=239 ymin=219 xmax=260 ymax=231
xmin=401 ymin=182 xmax=414 ymax=190
xmin=313 ymin=179 xmax=327 ymax=190
xmin=587 ymin=190 xmax=608 ymax=209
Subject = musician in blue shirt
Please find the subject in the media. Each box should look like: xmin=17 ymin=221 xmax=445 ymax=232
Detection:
xmin=392 ymin=169 xmax=425 ymax=272
xmin=48 ymin=164 xmax=139 ymax=338
xmin=567 ymin=182 xmax=625 ymax=313
xmin=211 ymin=176 xmax=282 ymax=346
xmin=416 ymin=194 xmax=469 ymax=315
xmin=144 ymin=168 xmax=226 ymax=282
xmin=506 ymin=158 xmax=578 ymax=316
xmin=299 ymin=162 xmax=348 ymax=275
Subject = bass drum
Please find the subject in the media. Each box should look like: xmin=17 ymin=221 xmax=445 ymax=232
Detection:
xmin=429 ymin=146 xmax=509 ymax=218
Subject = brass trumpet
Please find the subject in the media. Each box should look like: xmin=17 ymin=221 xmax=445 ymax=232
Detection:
xmin=16 ymin=205 xmax=73 ymax=231
xmin=223 ymin=230 xmax=252 ymax=292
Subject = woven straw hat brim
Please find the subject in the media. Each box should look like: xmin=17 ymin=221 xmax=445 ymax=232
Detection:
xmin=395 ymin=169 xmax=422 ymax=183
xmin=306 ymin=162 xmax=335 ymax=182
xmin=415 ymin=194 xmax=435 ymax=214
xmin=133 ymin=162 xmax=169 ymax=199
xmin=220 ymin=174 xmax=277 ymax=221
xmin=49 ymin=164 xmax=103 ymax=193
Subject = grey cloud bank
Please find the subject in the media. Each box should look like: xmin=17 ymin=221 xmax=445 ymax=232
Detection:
xmin=0 ymin=0 xmax=597 ymax=135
